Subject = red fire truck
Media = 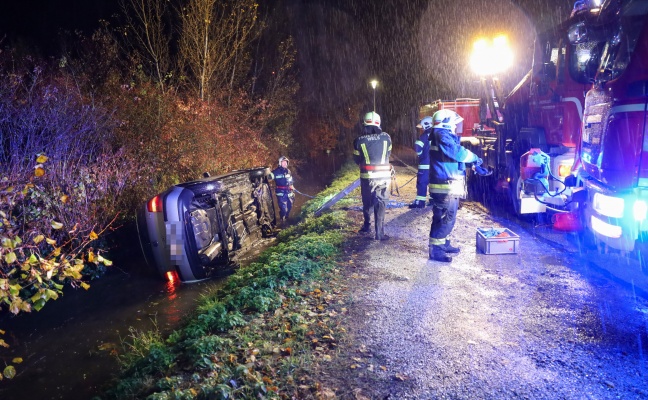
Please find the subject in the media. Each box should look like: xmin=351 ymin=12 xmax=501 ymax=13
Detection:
xmin=577 ymin=0 xmax=648 ymax=252
xmin=421 ymin=0 xmax=648 ymax=250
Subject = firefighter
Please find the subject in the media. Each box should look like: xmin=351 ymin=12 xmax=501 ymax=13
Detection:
xmin=409 ymin=116 xmax=433 ymax=208
xmin=428 ymin=109 xmax=482 ymax=262
xmin=270 ymin=156 xmax=295 ymax=224
xmin=353 ymin=111 xmax=392 ymax=240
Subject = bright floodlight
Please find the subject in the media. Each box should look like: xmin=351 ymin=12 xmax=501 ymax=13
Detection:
xmin=371 ymin=80 xmax=378 ymax=89
xmin=470 ymin=35 xmax=513 ymax=76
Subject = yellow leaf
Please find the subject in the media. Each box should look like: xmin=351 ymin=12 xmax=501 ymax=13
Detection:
xmin=60 ymin=195 xmax=69 ymax=204
xmin=89 ymin=231 xmax=98 ymax=240
xmin=4 ymin=252 xmax=17 ymax=264
xmin=34 ymin=166 xmax=45 ymax=177
xmin=36 ymin=154 xmax=48 ymax=163
xmin=81 ymin=282 xmax=90 ymax=290
xmin=33 ymin=235 xmax=44 ymax=244
xmin=51 ymin=221 xmax=63 ymax=230
xmin=87 ymin=251 xmax=95 ymax=263
xmin=52 ymin=247 xmax=61 ymax=257
xmin=45 ymin=238 xmax=57 ymax=246
xmin=3 ymin=365 xmax=16 ymax=379
xmin=12 ymin=358 xmax=23 ymax=364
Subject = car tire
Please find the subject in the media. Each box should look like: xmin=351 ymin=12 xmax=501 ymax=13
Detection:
xmin=248 ymin=167 xmax=270 ymax=180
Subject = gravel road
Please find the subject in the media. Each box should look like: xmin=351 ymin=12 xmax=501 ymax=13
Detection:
xmin=320 ymin=159 xmax=648 ymax=400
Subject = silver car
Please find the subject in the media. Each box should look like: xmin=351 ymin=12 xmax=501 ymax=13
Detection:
xmin=136 ymin=167 xmax=276 ymax=282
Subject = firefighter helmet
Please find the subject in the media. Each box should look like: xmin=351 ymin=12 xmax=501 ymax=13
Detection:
xmin=278 ymin=156 xmax=289 ymax=166
xmin=363 ymin=112 xmax=381 ymax=128
xmin=417 ymin=116 xmax=434 ymax=130
xmin=432 ymin=109 xmax=464 ymax=132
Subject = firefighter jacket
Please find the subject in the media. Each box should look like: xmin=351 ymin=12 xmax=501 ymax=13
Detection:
xmin=353 ymin=125 xmax=392 ymax=182
xmin=414 ymin=129 xmax=431 ymax=170
xmin=270 ymin=166 xmax=293 ymax=192
xmin=428 ymin=127 xmax=479 ymax=196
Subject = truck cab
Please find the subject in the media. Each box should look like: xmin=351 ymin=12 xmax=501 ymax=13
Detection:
xmin=578 ymin=0 xmax=648 ymax=251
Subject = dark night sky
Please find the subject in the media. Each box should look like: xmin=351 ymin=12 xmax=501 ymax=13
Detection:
xmin=0 ymin=0 xmax=118 ymax=48
xmin=0 ymin=0 xmax=572 ymax=134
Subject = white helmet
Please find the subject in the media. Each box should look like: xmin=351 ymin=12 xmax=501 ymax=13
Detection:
xmin=417 ymin=116 xmax=433 ymax=130
xmin=363 ymin=112 xmax=381 ymax=128
xmin=278 ymin=156 xmax=289 ymax=166
xmin=432 ymin=109 xmax=464 ymax=132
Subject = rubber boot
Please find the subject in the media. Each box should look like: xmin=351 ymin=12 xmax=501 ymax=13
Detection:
xmin=429 ymin=245 xmax=452 ymax=262
xmin=358 ymin=224 xmax=371 ymax=233
xmin=408 ymin=200 xmax=425 ymax=209
xmin=444 ymin=239 xmax=460 ymax=254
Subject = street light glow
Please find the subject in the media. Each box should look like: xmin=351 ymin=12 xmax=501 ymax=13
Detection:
xmin=370 ymin=80 xmax=378 ymax=112
xmin=470 ymin=34 xmax=513 ymax=76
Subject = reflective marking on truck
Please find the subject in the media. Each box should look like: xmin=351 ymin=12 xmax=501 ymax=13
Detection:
xmin=561 ymin=97 xmax=583 ymax=120
xmin=610 ymin=103 xmax=646 ymax=115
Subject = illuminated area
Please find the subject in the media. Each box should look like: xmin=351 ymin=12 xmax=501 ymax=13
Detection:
xmin=591 ymin=215 xmax=623 ymax=239
xmin=592 ymin=192 xmax=624 ymax=219
xmin=633 ymin=199 xmax=647 ymax=222
xmin=470 ymin=35 xmax=514 ymax=76
xmin=558 ymin=164 xmax=572 ymax=177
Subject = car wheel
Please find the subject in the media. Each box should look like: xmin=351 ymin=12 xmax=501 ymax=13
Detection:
xmin=248 ymin=167 xmax=270 ymax=180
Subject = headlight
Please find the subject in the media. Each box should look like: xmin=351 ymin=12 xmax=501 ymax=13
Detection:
xmin=592 ymin=192 xmax=624 ymax=218
xmin=633 ymin=200 xmax=647 ymax=222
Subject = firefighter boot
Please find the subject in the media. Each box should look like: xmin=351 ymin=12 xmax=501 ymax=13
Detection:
xmin=444 ymin=239 xmax=460 ymax=254
xmin=408 ymin=200 xmax=425 ymax=209
xmin=429 ymin=245 xmax=452 ymax=262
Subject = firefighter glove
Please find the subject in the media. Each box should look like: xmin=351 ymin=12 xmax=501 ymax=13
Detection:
xmin=473 ymin=165 xmax=492 ymax=176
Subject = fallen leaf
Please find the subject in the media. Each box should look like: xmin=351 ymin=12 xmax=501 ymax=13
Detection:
xmin=394 ymin=373 xmax=408 ymax=381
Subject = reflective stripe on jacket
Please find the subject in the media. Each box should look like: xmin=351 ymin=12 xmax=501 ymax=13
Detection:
xmin=414 ymin=129 xmax=431 ymax=169
xmin=353 ymin=126 xmax=392 ymax=181
xmin=428 ymin=127 xmax=478 ymax=194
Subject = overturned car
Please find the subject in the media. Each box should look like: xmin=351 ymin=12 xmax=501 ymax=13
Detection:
xmin=136 ymin=167 xmax=277 ymax=282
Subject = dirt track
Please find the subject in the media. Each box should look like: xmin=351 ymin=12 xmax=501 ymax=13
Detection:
xmin=316 ymin=151 xmax=648 ymax=399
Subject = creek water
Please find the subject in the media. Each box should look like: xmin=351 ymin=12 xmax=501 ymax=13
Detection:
xmin=0 ymin=154 xmax=341 ymax=400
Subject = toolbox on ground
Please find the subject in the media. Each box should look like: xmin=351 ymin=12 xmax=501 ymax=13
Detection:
xmin=476 ymin=227 xmax=519 ymax=255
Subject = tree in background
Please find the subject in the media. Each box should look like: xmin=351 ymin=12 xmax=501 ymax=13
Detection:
xmin=178 ymin=0 xmax=259 ymax=101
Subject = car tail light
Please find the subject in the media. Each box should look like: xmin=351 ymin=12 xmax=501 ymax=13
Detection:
xmin=147 ymin=196 xmax=163 ymax=213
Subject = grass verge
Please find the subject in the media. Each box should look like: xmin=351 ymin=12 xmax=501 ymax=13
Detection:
xmin=101 ymin=164 xmax=360 ymax=399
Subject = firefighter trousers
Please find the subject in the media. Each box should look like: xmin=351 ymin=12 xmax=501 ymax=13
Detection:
xmin=276 ymin=190 xmax=295 ymax=220
xmin=428 ymin=193 xmax=459 ymax=245
xmin=415 ymin=168 xmax=430 ymax=202
xmin=360 ymin=178 xmax=389 ymax=239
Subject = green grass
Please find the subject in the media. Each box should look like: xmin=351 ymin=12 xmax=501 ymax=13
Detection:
xmin=101 ymin=163 xmax=360 ymax=400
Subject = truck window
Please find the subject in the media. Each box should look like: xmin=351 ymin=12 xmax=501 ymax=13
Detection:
xmin=596 ymin=0 xmax=648 ymax=83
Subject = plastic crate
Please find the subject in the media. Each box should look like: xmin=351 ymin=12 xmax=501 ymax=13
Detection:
xmin=476 ymin=227 xmax=519 ymax=255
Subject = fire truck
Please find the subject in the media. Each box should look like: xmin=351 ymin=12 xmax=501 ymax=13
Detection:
xmin=421 ymin=0 xmax=648 ymax=251
xmin=577 ymin=0 xmax=648 ymax=252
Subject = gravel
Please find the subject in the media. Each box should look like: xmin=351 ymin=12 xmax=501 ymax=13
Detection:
xmin=321 ymin=161 xmax=648 ymax=400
